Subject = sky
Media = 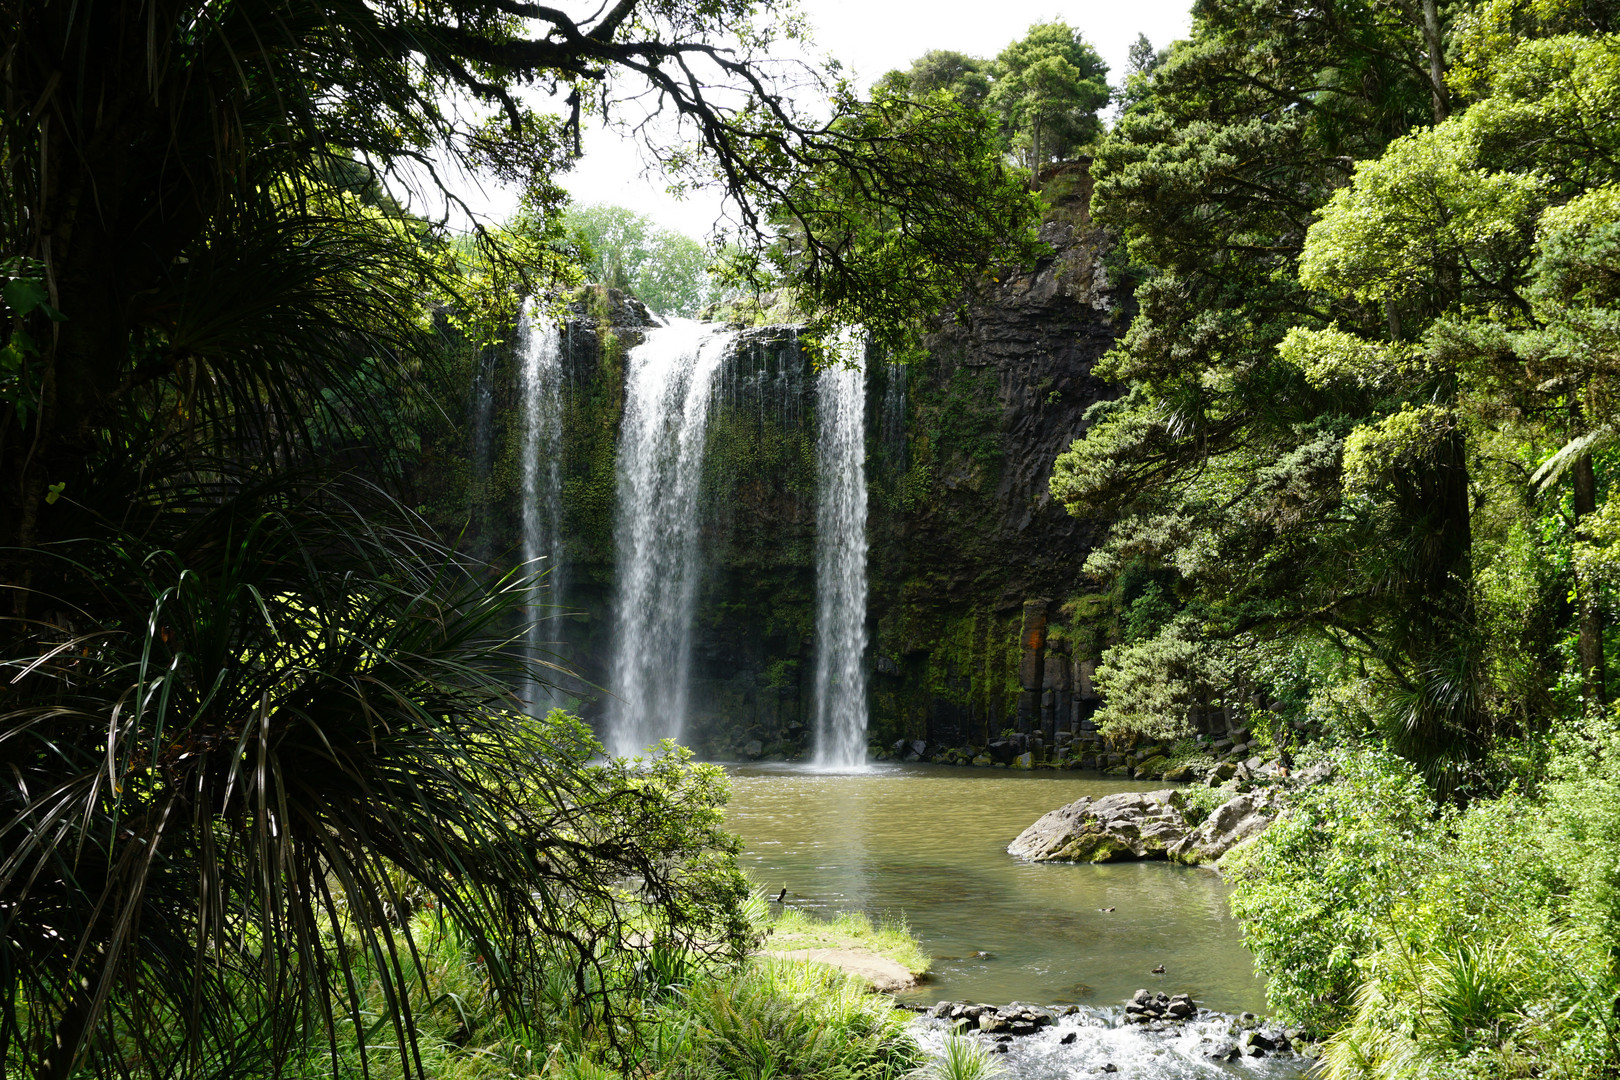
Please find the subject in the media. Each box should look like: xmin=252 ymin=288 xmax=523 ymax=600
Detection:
xmin=445 ymin=0 xmax=1195 ymax=239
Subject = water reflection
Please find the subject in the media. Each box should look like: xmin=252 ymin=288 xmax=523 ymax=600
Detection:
xmin=724 ymin=763 xmax=1268 ymax=1013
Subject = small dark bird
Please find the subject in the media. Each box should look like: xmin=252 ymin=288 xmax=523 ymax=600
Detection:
xmin=774 ymin=887 xmax=787 ymax=903
xmin=1098 ymin=906 xmax=1115 ymax=912
xmin=1151 ymin=964 xmax=1166 ymax=975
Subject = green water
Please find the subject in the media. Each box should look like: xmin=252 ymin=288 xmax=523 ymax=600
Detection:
xmin=724 ymin=763 xmax=1269 ymax=1014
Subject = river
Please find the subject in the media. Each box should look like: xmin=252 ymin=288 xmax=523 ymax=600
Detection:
xmin=724 ymin=763 xmax=1269 ymax=1013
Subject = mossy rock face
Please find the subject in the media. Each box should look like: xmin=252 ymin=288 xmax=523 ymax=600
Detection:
xmin=1163 ymin=763 xmax=1196 ymax=783
xmin=1102 ymin=765 xmax=1131 ymax=777
xmin=1136 ymin=755 xmax=1170 ymax=779
xmin=1051 ymin=826 xmax=1134 ymax=863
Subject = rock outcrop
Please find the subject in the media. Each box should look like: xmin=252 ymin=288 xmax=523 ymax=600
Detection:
xmin=1008 ymin=788 xmax=1281 ymax=866
xmin=1007 ymin=790 xmax=1194 ymax=862
xmin=1166 ymin=792 xmax=1277 ymax=864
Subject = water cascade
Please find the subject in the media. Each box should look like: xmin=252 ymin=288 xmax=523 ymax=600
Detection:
xmin=880 ymin=360 xmax=907 ymax=475
xmin=811 ymin=341 xmax=870 ymax=768
xmin=607 ymin=320 xmax=733 ymax=757
xmin=518 ymin=305 xmax=568 ymax=712
xmin=466 ymin=341 xmax=498 ymax=565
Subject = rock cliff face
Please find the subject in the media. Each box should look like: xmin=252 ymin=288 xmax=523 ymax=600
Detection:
xmin=416 ymin=163 xmax=1138 ymax=759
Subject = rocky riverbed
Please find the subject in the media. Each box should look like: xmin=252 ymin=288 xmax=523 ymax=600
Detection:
xmin=908 ymin=995 xmax=1311 ymax=1079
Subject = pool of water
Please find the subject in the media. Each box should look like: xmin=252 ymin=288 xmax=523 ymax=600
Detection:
xmin=723 ymin=762 xmax=1269 ymax=1014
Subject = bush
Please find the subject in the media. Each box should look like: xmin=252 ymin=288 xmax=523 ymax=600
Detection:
xmin=1225 ymin=747 xmax=1441 ymax=1033
xmin=1229 ymin=736 xmax=1620 ymax=1077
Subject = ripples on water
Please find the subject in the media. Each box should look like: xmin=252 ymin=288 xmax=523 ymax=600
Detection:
xmin=723 ymin=763 xmax=1269 ymax=1014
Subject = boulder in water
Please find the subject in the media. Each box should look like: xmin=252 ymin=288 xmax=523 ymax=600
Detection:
xmin=1010 ymin=786 xmax=1286 ymax=865
xmin=1007 ymin=790 xmax=1191 ymax=862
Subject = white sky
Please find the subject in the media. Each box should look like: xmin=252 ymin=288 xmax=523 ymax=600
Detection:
xmin=447 ymin=0 xmax=1194 ymax=239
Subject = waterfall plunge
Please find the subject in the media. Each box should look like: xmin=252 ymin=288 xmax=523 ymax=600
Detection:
xmin=812 ymin=345 xmax=870 ymax=769
xmin=518 ymin=306 xmax=567 ymax=713
xmin=607 ymin=320 xmax=732 ymax=757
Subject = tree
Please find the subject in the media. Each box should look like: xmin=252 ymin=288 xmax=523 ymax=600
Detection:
xmin=565 ymin=204 xmax=721 ymax=317
xmin=0 ymin=2 xmax=1045 ymax=1077
xmin=1050 ymin=0 xmax=1476 ymax=783
xmin=986 ymin=22 xmax=1110 ymax=179
xmin=744 ymin=80 xmax=1043 ymax=363
xmin=878 ymin=49 xmax=992 ymax=107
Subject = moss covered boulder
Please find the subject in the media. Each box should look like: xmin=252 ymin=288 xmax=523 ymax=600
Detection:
xmin=1006 ymin=789 xmax=1193 ymax=863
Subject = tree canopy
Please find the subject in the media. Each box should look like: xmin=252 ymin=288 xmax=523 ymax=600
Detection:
xmin=986 ymin=22 xmax=1110 ymax=176
xmin=564 ymin=204 xmax=723 ymax=317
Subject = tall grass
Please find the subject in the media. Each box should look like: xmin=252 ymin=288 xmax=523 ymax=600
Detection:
xmin=647 ymin=958 xmax=921 ymax=1080
xmin=265 ymin=910 xmax=925 ymax=1080
xmin=910 ymin=1032 xmax=1004 ymax=1080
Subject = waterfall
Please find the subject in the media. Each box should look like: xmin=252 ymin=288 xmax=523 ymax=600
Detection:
xmin=518 ymin=303 xmax=567 ymax=713
xmin=812 ymin=337 xmax=870 ymax=769
xmin=880 ymin=361 xmax=907 ymax=475
xmin=467 ymin=343 xmax=497 ymax=564
xmin=607 ymin=320 xmax=732 ymax=757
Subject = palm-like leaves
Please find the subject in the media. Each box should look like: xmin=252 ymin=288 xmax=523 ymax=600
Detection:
xmin=2 ymin=480 xmax=749 ymax=1080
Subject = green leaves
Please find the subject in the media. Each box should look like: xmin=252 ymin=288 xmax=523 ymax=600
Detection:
xmin=1299 ymin=119 xmax=1547 ymax=310
xmin=986 ymin=21 xmax=1110 ymax=171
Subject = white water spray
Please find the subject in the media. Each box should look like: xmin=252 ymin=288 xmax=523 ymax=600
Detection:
xmin=518 ymin=304 xmax=567 ymax=712
xmin=812 ymin=337 xmax=870 ymax=768
xmin=607 ymin=320 xmax=732 ymax=757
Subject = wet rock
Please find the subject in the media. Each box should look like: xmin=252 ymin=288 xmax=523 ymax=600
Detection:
xmin=1207 ymin=1042 xmax=1241 ymax=1062
xmin=987 ymin=739 xmax=1021 ymax=765
xmin=1060 ymin=1031 xmax=1077 ymax=1044
xmin=978 ymin=1014 xmax=1008 ymax=1034
xmin=1008 ymin=790 xmax=1192 ymax=862
xmin=744 ymin=739 xmax=764 ymax=759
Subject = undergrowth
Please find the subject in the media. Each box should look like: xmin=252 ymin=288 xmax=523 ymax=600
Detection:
xmin=279 ymin=903 xmax=927 ymax=1080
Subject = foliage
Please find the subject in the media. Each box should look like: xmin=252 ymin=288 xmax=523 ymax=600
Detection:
xmin=1229 ymin=732 xmax=1620 ymax=1076
xmin=1225 ymin=749 xmax=1443 ymax=1032
xmin=985 ymin=22 xmax=1110 ymax=175
xmin=0 ymin=475 xmax=752 ymax=1078
xmin=743 ymin=82 xmax=1044 ymax=364
xmin=1050 ymin=0 xmax=1620 ymax=792
xmin=565 ymin=205 xmax=724 ymax=317
xmin=647 ymin=958 xmax=921 ymax=1080
xmin=909 ymin=1032 xmax=1004 ymax=1080
xmin=877 ymin=52 xmax=992 ymax=109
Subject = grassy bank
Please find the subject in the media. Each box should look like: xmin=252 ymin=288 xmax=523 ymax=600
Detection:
xmin=762 ymin=908 xmax=933 ymax=977
xmin=285 ymin=903 xmax=923 ymax=1080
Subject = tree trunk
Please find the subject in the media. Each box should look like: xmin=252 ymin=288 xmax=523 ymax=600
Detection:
xmin=1574 ymin=451 xmax=1607 ymax=708
xmin=1420 ymin=0 xmax=1449 ymax=122
xmin=1029 ymin=117 xmax=1042 ymax=190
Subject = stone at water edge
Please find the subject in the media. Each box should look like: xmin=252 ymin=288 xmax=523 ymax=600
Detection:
xmin=1007 ymin=789 xmax=1192 ymax=862
xmin=1166 ymin=791 xmax=1276 ymax=863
